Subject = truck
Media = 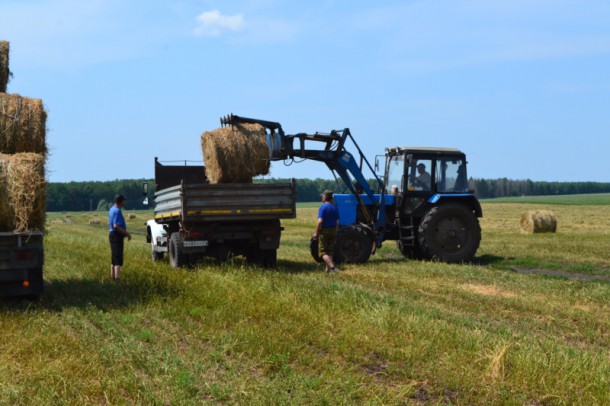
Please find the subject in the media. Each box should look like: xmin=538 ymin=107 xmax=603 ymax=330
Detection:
xmin=0 ymin=231 xmax=44 ymax=299
xmin=219 ymin=114 xmax=482 ymax=264
xmin=146 ymin=158 xmax=296 ymax=268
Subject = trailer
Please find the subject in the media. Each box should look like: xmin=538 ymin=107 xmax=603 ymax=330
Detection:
xmin=0 ymin=231 xmax=44 ymax=299
xmin=146 ymin=158 xmax=296 ymax=268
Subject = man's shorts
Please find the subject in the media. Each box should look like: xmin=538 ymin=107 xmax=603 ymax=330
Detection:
xmin=318 ymin=228 xmax=337 ymax=257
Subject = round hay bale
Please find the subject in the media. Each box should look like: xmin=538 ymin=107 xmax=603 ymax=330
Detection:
xmin=0 ymin=41 xmax=9 ymax=93
xmin=520 ymin=210 xmax=557 ymax=234
xmin=201 ymin=123 xmax=270 ymax=184
xmin=0 ymin=93 xmax=47 ymax=154
xmin=88 ymin=219 xmax=100 ymax=225
xmin=128 ymin=213 xmax=136 ymax=219
xmin=0 ymin=153 xmax=46 ymax=231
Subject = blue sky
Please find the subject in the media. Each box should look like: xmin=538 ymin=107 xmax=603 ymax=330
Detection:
xmin=2 ymin=0 xmax=609 ymax=183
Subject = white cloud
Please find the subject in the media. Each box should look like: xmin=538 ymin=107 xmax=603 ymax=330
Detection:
xmin=193 ymin=9 xmax=245 ymax=37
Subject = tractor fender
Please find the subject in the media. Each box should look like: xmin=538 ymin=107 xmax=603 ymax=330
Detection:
xmin=427 ymin=194 xmax=483 ymax=217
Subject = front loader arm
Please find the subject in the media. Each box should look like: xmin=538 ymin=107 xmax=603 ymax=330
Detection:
xmin=220 ymin=114 xmax=387 ymax=244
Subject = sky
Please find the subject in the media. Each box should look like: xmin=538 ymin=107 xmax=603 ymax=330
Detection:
xmin=1 ymin=0 xmax=609 ymax=183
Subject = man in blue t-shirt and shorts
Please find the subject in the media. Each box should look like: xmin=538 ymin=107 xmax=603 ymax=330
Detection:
xmin=313 ymin=189 xmax=339 ymax=272
xmin=108 ymin=194 xmax=132 ymax=280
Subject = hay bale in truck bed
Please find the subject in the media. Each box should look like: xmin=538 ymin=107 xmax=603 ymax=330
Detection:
xmin=0 ymin=153 xmax=46 ymax=231
xmin=201 ymin=123 xmax=270 ymax=184
xmin=0 ymin=41 xmax=9 ymax=93
xmin=520 ymin=210 xmax=557 ymax=234
xmin=0 ymin=94 xmax=47 ymax=154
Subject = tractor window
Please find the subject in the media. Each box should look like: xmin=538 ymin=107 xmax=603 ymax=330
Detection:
xmin=408 ymin=159 xmax=432 ymax=191
xmin=386 ymin=155 xmax=404 ymax=193
xmin=436 ymin=158 xmax=468 ymax=192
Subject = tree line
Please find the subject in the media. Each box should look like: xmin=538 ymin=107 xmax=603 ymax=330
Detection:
xmin=471 ymin=178 xmax=610 ymax=199
xmin=45 ymin=177 xmax=610 ymax=212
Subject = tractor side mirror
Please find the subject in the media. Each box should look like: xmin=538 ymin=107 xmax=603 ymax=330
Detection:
xmin=142 ymin=182 xmax=149 ymax=205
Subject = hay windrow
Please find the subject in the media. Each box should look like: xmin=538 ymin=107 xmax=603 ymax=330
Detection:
xmin=0 ymin=41 xmax=9 ymax=93
xmin=0 ymin=153 xmax=46 ymax=231
xmin=520 ymin=210 xmax=557 ymax=234
xmin=0 ymin=93 xmax=47 ymax=154
xmin=201 ymin=123 xmax=270 ymax=184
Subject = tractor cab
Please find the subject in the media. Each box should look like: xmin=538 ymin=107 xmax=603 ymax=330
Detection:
xmin=385 ymin=147 xmax=473 ymax=216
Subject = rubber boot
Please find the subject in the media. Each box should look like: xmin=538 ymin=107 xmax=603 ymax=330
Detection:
xmin=114 ymin=265 xmax=121 ymax=280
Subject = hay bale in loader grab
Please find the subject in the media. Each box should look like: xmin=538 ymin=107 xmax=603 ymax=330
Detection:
xmin=0 ymin=93 xmax=47 ymax=154
xmin=520 ymin=210 xmax=557 ymax=234
xmin=0 ymin=153 xmax=46 ymax=231
xmin=201 ymin=123 xmax=270 ymax=184
xmin=0 ymin=41 xmax=9 ymax=93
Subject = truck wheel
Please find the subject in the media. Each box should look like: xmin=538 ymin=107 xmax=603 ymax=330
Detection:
xmin=261 ymin=249 xmax=277 ymax=268
xmin=246 ymin=248 xmax=277 ymax=268
xmin=151 ymin=242 xmax=164 ymax=262
xmin=168 ymin=233 xmax=186 ymax=268
xmin=334 ymin=225 xmax=373 ymax=264
xmin=418 ymin=203 xmax=481 ymax=263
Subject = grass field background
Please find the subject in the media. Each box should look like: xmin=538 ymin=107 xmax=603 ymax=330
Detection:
xmin=0 ymin=196 xmax=608 ymax=404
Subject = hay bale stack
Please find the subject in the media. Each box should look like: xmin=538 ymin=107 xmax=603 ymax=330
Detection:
xmin=520 ymin=210 xmax=557 ymax=234
xmin=0 ymin=153 xmax=46 ymax=231
xmin=201 ymin=123 xmax=270 ymax=183
xmin=0 ymin=94 xmax=47 ymax=154
xmin=0 ymin=41 xmax=9 ymax=92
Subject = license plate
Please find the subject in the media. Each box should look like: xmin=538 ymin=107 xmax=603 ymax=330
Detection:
xmin=183 ymin=240 xmax=208 ymax=247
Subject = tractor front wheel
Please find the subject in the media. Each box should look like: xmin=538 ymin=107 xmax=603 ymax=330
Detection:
xmin=334 ymin=225 xmax=373 ymax=264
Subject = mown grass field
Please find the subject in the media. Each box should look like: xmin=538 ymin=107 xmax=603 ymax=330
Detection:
xmin=1 ymin=196 xmax=609 ymax=404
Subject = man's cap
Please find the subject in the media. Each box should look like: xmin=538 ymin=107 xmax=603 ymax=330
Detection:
xmin=321 ymin=189 xmax=334 ymax=199
xmin=114 ymin=194 xmax=127 ymax=203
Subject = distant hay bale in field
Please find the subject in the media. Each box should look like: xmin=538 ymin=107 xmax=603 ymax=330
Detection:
xmin=201 ymin=123 xmax=270 ymax=184
xmin=0 ymin=41 xmax=9 ymax=92
xmin=51 ymin=219 xmax=63 ymax=224
xmin=0 ymin=153 xmax=46 ymax=231
xmin=520 ymin=210 xmax=557 ymax=234
xmin=88 ymin=219 xmax=100 ymax=225
xmin=0 ymin=93 xmax=47 ymax=154
xmin=128 ymin=214 xmax=136 ymax=219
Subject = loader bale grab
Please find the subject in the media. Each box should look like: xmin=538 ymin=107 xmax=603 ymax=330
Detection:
xmin=201 ymin=123 xmax=270 ymax=183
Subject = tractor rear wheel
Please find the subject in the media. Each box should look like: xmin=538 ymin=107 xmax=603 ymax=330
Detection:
xmin=396 ymin=240 xmax=425 ymax=260
xmin=418 ymin=203 xmax=481 ymax=263
xmin=334 ymin=225 xmax=373 ymax=264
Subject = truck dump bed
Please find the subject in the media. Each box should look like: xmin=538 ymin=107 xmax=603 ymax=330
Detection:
xmin=154 ymin=181 xmax=297 ymax=223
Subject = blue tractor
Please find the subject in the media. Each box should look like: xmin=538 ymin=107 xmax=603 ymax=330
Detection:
xmin=220 ymin=115 xmax=482 ymax=264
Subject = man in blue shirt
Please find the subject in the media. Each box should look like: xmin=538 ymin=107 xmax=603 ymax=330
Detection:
xmin=108 ymin=194 xmax=131 ymax=280
xmin=313 ymin=190 xmax=339 ymax=272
